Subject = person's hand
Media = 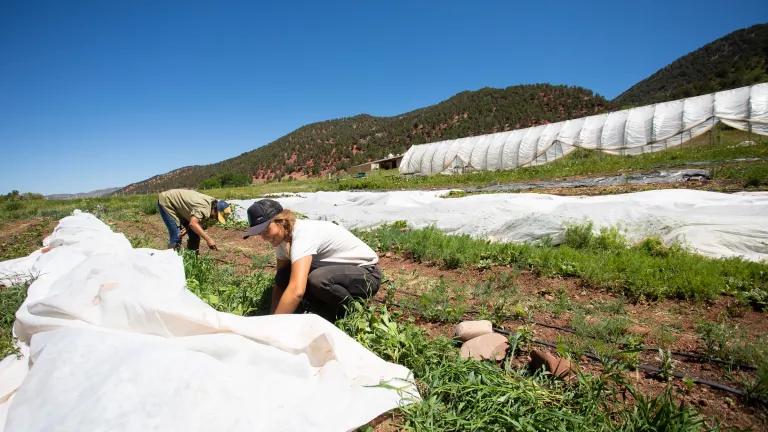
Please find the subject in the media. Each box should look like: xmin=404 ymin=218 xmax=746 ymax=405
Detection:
xmin=207 ymin=240 xmax=218 ymax=250
xmin=179 ymin=227 xmax=187 ymax=238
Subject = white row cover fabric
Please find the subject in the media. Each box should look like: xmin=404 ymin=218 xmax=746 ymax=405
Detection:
xmin=232 ymin=189 xmax=768 ymax=262
xmin=400 ymin=83 xmax=768 ymax=175
xmin=0 ymin=211 xmax=416 ymax=432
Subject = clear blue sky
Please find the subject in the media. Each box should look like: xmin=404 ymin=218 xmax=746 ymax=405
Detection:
xmin=1 ymin=0 xmax=766 ymax=195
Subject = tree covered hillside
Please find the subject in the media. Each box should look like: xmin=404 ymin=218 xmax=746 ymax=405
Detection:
xmin=120 ymin=84 xmax=612 ymax=193
xmin=614 ymin=23 xmax=768 ymax=106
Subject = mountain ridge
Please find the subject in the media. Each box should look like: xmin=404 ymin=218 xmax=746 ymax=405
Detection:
xmin=119 ymin=23 xmax=768 ymax=194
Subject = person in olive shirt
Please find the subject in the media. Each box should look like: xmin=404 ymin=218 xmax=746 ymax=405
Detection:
xmin=157 ymin=189 xmax=232 ymax=251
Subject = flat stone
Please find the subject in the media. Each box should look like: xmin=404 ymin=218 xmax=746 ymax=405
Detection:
xmin=454 ymin=320 xmax=493 ymax=342
xmin=626 ymin=324 xmax=650 ymax=336
xmin=529 ymin=350 xmax=573 ymax=379
xmin=460 ymin=333 xmax=508 ymax=361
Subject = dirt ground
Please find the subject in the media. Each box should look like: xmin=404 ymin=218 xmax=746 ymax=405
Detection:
xmin=3 ymin=212 xmax=766 ymax=430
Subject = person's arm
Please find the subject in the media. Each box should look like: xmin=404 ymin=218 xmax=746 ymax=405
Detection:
xmin=270 ymin=259 xmax=291 ymax=313
xmin=188 ymin=216 xmax=217 ymax=250
xmin=273 ymin=255 xmax=312 ymax=314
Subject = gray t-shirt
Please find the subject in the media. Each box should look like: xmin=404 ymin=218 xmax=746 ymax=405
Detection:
xmin=275 ymin=220 xmax=378 ymax=266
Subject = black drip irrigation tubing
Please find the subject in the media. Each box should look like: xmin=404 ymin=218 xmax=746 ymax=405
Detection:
xmin=381 ymin=286 xmax=758 ymax=371
xmin=373 ymin=293 xmax=765 ymax=401
xmin=492 ymin=326 xmax=759 ymax=401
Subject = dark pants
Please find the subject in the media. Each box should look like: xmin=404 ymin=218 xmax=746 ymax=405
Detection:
xmin=157 ymin=202 xmax=200 ymax=251
xmin=275 ymin=259 xmax=381 ymax=321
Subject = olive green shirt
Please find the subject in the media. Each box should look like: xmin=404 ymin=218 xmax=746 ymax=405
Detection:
xmin=157 ymin=189 xmax=215 ymax=227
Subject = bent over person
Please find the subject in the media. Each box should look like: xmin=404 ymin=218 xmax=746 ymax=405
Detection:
xmin=157 ymin=189 xmax=231 ymax=251
xmin=243 ymin=199 xmax=381 ymax=321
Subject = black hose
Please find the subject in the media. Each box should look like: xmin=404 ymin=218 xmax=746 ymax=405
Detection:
xmin=493 ymin=326 xmax=759 ymax=401
xmin=379 ymin=286 xmax=758 ymax=370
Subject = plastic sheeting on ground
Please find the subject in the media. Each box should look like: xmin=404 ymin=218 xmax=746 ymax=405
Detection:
xmin=232 ymin=189 xmax=768 ymax=262
xmin=0 ymin=211 xmax=417 ymax=432
xmin=400 ymin=82 xmax=768 ymax=175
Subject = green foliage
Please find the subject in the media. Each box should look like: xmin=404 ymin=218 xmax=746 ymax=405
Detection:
xmin=338 ymin=304 xmax=708 ymax=431
xmin=715 ymin=161 xmax=768 ymax=188
xmin=737 ymin=287 xmax=768 ymax=311
xmin=619 ymin=387 xmax=705 ymax=432
xmin=183 ymin=251 xmax=272 ymax=316
xmin=696 ymin=321 xmax=768 ymax=371
xmin=403 ymin=278 xmax=467 ymax=323
xmin=199 ymin=172 xmax=251 ymax=189
xmin=357 ymin=224 xmax=768 ymax=303
xmin=0 ymin=193 xmax=163 ymax=222
xmin=0 ymin=219 xmax=51 ymax=260
xmin=1 ymin=281 xmax=29 ymax=357
xmin=138 ymin=196 xmax=158 ymax=215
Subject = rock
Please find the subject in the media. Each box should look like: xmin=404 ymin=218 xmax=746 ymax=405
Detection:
xmin=460 ymin=333 xmax=509 ymax=361
xmin=626 ymin=324 xmax=650 ymax=336
xmin=454 ymin=320 xmax=493 ymax=342
xmin=529 ymin=350 xmax=573 ymax=379
xmin=584 ymin=316 xmax=600 ymax=326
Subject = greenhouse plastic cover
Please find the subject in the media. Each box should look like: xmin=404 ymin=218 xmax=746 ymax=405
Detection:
xmin=400 ymin=83 xmax=768 ymax=175
xmin=232 ymin=189 xmax=768 ymax=262
xmin=0 ymin=211 xmax=417 ymax=432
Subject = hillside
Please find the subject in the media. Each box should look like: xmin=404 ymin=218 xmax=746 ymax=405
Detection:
xmin=613 ymin=23 xmax=768 ymax=106
xmin=120 ymin=24 xmax=768 ymax=195
xmin=119 ymin=84 xmax=612 ymax=193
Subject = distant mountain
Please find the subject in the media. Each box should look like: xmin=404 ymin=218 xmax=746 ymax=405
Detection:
xmin=119 ymin=84 xmax=612 ymax=193
xmin=120 ymin=24 xmax=768 ymax=194
xmin=46 ymin=187 xmax=122 ymax=200
xmin=613 ymin=23 xmax=768 ymax=106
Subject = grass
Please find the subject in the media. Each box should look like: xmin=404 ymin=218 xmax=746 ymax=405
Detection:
xmin=0 ymin=218 xmax=52 ymax=260
xmin=0 ymin=281 xmax=29 ymax=357
xmin=357 ymin=223 xmax=768 ymax=304
xmin=182 ymin=251 xmax=273 ymax=316
xmin=0 ymin=194 xmax=158 ymax=221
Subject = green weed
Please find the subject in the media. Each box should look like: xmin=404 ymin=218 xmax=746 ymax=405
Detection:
xmin=338 ymin=303 xmax=709 ymax=431
xmin=183 ymin=251 xmax=272 ymax=316
xmin=0 ymin=219 xmax=51 ymax=261
xmin=403 ymin=278 xmax=467 ymax=323
xmin=0 ymin=281 xmax=29 ymax=357
xmin=357 ymin=224 xmax=768 ymax=304
xmin=696 ymin=321 xmax=768 ymax=372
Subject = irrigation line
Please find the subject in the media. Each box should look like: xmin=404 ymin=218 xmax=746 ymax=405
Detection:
xmin=380 ymin=286 xmax=758 ymax=371
xmin=373 ymin=294 xmax=759 ymax=400
xmin=497 ymin=330 xmax=755 ymax=401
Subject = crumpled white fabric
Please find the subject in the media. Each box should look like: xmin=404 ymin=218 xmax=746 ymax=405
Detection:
xmin=232 ymin=189 xmax=768 ymax=262
xmin=0 ymin=211 xmax=416 ymax=432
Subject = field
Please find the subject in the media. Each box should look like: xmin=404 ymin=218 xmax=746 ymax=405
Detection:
xmin=1 ymin=126 xmax=767 ymax=430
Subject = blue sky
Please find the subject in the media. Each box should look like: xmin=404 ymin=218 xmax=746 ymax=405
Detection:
xmin=1 ymin=1 xmax=766 ymax=195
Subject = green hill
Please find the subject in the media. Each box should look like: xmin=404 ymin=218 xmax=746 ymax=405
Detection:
xmin=613 ymin=23 xmax=768 ymax=106
xmin=120 ymin=24 xmax=768 ymax=194
xmin=120 ymin=84 xmax=612 ymax=193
